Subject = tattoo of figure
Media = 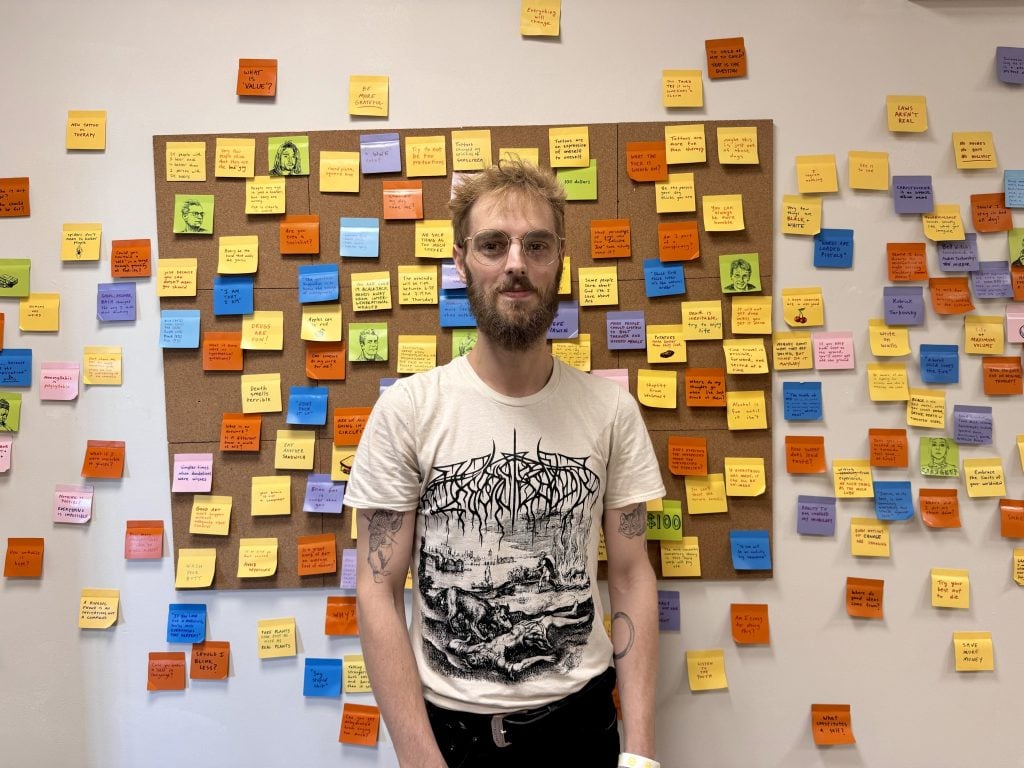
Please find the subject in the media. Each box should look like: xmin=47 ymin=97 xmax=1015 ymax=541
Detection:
xmin=612 ymin=612 xmax=635 ymax=660
xmin=618 ymin=503 xmax=647 ymax=538
xmin=365 ymin=510 xmax=403 ymax=583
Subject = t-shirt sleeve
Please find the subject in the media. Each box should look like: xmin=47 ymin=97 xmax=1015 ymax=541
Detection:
xmin=603 ymin=387 xmax=666 ymax=509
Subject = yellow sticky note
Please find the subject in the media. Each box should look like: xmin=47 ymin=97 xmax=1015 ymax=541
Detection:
xmin=257 ymin=617 xmax=297 ymax=659
xmin=598 ymin=530 xmax=607 ymax=562
xmin=726 ymin=391 xmax=768 ymax=430
xmin=349 ymin=75 xmax=389 ymax=117
xmin=499 ymin=147 xmax=540 ymax=166
xmin=952 ymin=131 xmax=997 ymax=170
xmin=166 ymin=141 xmax=207 ymax=182
xmin=780 ymin=194 xmax=822 ymax=236
xmin=301 ymin=304 xmax=343 ymax=342
xmin=637 ymin=369 xmax=677 ymax=409
xmin=1017 ymin=436 xmax=1024 ymax=472
xmin=344 ymin=654 xmax=373 ymax=693
xmin=238 ymin=537 xmax=278 ymax=578
xmin=722 ymin=339 xmax=768 ymax=374
xmin=251 ymin=475 xmax=291 ymax=517
xmin=868 ymin=319 xmax=910 ymax=356
xmin=351 ymin=271 xmax=393 ymax=311
xmin=61 ymin=223 xmax=102 ymax=262
xmin=274 ymin=430 xmax=316 ymax=471
xmin=174 ymin=548 xmax=216 ymax=589
xmin=848 ymin=150 xmax=889 ymax=191
xmin=79 ymin=588 xmax=119 ymax=629
xmin=922 ymin=204 xmax=966 ymax=242
xmin=241 ymin=311 xmax=284 ymax=350
xmin=397 ymin=335 xmax=437 ymax=374
xmin=772 ymin=331 xmax=813 ymax=370
xmin=558 ymin=256 xmax=571 ymax=294
xmin=320 ymin=151 xmax=360 ymax=193
xmin=851 ymin=517 xmax=890 ymax=558
xmin=686 ymin=649 xmax=727 ymax=691
xmin=520 ymin=0 xmax=561 ymax=36
xmin=731 ymin=295 xmax=773 ymax=335
xmin=781 ymin=287 xmax=824 ymax=328
xmin=661 ymin=537 xmax=701 ymax=576
xmin=19 ymin=293 xmax=60 ymax=332
xmin=681 ymin=300 xmax=723 ymax=340
xmin=414 ymin=220 xmax=454 ymax=259
xmin=579 ymin=266 xmax=618 ymax=306
xmin=717 ymin=127 xmax=759 ymax=165
xmin=662 ymin=70 xmax=703 ymax=108
xmin=833 ymin=459 xmax=874 ymax=499
xmin=451 ymin=130 xmax=492 ymax=171
xmin=66 ymin=110 xmax=106 ymax=150
xmin=333 ymin=444 xmax=357 ymax=483
xmin=551 ymin=335 xmax=591 ymax=372
xmin=685 ymin=474 xmax=728 ymax=514
xmin=796 ymin=154 xmax=838 ymax=193
xmin=245 ymin=176 xmax=286 ymax=214
xmin=887 ymin=95 xmax=928 ymax=133
xmin=398 ymin=265 xmax=438 ymax=305
xmin=241 ymin=373 xmax=282 ymax=414
xmin=724 ymin=457 xmax=766 ymax=496
xmin=931 ymin=568 xmax=970 ymax=609
xmin=867 ymin=363 xmax=909 ymax=401
xmin=217 ymin=235 xmax=259 ymax=274
xmin=964 ymin=315 xmax=1004 ymax=355
xmin=82 ymin=346 xmax=122 ymax=386
xmin=906 ymin=388 xmax=945 ymax=429
xmin=646 ymin=324 xmax=686 ymax=364
xmin=189 ymin=495 xmax=232 ymax=536
xmin=1014 ymin=547 xmax=1024 ymax=586
xmin=548 ymin=126 xmax=590 ymax=168
xmin=156 ymin=258 xmax=198 ymax=297
xmin=405 ymin=135 xmax=447 ymax=177
xmin=214 ymin=137 xmax=256 ymax=178
xmin=702 ymin=194 xmax=744 ymax=232
xmin=654 ymin=172 xmax=696 ymax=213
xmin=953 ymin=631 xmax=994 ymax=672
xmin=665 ymin=124 xmax=706 ymax=165
xmin=962 ymin=458 xmax=1006 ymax=498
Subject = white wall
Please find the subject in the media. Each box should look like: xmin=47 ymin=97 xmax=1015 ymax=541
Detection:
xmin=1 ymin=1 xmax=1022 ymax=766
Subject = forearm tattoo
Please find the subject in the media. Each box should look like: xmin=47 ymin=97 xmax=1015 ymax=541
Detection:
xmin=612 ymin=611 xmax=636 ymax=660
xmin=617 ymin=502 xmax=647 ymax=538
xmin=364 ymin=509 xmax=404 ymax=583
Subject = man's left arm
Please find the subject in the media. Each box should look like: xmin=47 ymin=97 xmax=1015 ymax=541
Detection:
xmin=604 ymin=500 xmax=659 ymax=760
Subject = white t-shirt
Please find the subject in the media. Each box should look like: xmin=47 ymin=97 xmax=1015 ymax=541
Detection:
xmin=345 ymin=356 xmax=665 ymax=713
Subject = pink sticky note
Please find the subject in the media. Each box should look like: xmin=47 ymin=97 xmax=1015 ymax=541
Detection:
xmin=340 ymin=548 xmax=358 ymax=589
xmin=812 ymin=331 xmax=856 ymax=370
xmin=39 ymin=361 xmax=80 ymax=401
xmin=53 ymin=484 xmax=94 ymax=524
xmin=171 ymin=453 xmax=214 ymax=493
xmin=0 ymin=435 xmax=12 ymax=472
xmin=591 ymin=368 xmax=630 ymax=391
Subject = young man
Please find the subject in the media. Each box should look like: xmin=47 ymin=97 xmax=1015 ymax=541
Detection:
xmin=345 ymin=160 xmax=665 ymax=768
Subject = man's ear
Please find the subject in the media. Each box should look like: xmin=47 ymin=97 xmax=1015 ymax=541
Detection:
xmin=452 ymin=244 xmax=468 ymax=283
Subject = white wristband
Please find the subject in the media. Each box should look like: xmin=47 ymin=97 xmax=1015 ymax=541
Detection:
xmin=618 ymin=753 xmax=660 ymax=768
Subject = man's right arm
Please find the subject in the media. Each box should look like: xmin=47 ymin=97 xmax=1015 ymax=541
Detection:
xmin=354 ymin=506 xmax=447 ymax=768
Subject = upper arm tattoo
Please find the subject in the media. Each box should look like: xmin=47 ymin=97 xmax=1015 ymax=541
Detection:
xmin=617 ymin=502 xmax=647 ymax=539
xmin=612 ymin=611 xmax=636 ymax=660
xmin=364 ymin=509 xmax=404 ymax=583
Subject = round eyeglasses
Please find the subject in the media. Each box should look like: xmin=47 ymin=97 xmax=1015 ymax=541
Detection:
xmin=463 ymin=229 xmax=564 ymax=267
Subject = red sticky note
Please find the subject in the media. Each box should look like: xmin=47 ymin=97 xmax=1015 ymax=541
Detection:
xmin=110 ymin=239 xmax=152 ymax=278
xmin=0 ymin=177 xmax=30 ymax=217
xmin=202 ymin=332 xmax=243 ymax=372
xmin=334 ymin=407 xmax=372 ymax=447
xmin=919 ymin=488 xmax=961 ymax=529
xmin=868 ymin=428 xmax=908 ymax=468
xmin=307 ymin=341 xmax=347 ymax=381
xmin=970 ymin=192 xmax=1012 ymax=233
xmin=684 ymin=368 xmax=726 ymax=407
xmin=887 ymin=242 xmax=928 ymax=281
xmin=1000 ymin=498 xmax=1024 ymax=538
xmin=4 ymin=537 xmax=44 ymax=578
xmin=625 ymin=142 xmax=668 ymax=182
xmin=298 ymin=533 xmax=337 ymax=576
xmin=590 ymin=219 xmax=632 ymax=259
xmin=280 ymin=214 xmax=320 ymax=255
xmin=705 ymin=37 xmax=747 ymax=79
xmin=340 ymin=703 xmax=381 ymax=746
xmin=219 ymin=413 xmax=261 ymax=452
xmin=658 ymin=221 xmax=700 ymax=262
xmin=785 ymin=435 xmax=826 ymax=474
xmin=147 ymin=652 xmax=187 ymax=691
xmin=811 ymin=703 xmax=855 ymax=746
xmin=846 ymin=577 xmax=884 ymax=619
xmin=190 ymin=640 xmax=230 ymax=680
xmin=928 ymin=277 xmax=974 ymax=315
xmin=382 ymin=181 xmax=424 ymax=220
xmin=81 ymin=440 xmax=125 ymax=479
xmin=667 ymin=436 xmax=707 ymax=476
xmin=125 ymin=520 xmax=164 ymax=559
xmin=730 ymin=603 xmax=770 ymax=644
xmin=325 ymin=595 xmax=359 ymax=636
xmin=236 ymin=58 xmax=278 ymax=97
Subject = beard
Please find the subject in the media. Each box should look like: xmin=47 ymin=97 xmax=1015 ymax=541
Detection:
xmin=464 ymin=264 xmax=561 ymax=352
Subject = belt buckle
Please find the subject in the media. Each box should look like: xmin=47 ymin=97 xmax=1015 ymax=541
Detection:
xmin=490 ymin=714 xmax=511 ymax=748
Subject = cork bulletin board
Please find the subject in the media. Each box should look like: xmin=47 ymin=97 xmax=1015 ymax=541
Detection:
xmin=153 ymin=119 xmax=774 ymax=589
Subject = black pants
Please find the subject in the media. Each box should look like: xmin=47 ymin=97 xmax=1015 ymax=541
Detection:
xmin=425 ymin=667 xmax=620 ymax=768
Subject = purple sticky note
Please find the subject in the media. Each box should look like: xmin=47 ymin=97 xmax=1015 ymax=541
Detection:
xmin=171 ymin=453 xmax=213 ymax=493
xmin=893 ymin=176 xmax=934 ymax=215
xmin=812 ymin=331 xmax=855 ymax=370
xmin=360 ymin=133 xmax=401 ymax=174
xmin=952 ymin=404 xmax=993 ymax=445
xmin=97 ymin=282 xmax=137 ymax=322
xmin=340 ymin=548 xmax=358 ymax=589
xmin=657 ymin=590 xmax=680 ymax=631
xmin=605 ymin=310 xmax=646 ymax=350
xmin=797 ymin=495 xmax=836 ymax=536
xmin=883 ymin=285 xmax=925 ymax=326
xmin=970 ymin=261 xmax=1014 ymax=298
xmin=303 ymin=474 xmax=345 ymax=513
xmin=996 ymin=46 xmax=1024 ymax=84
xmin=547 ymin=301 xmax=579 ymax=340
xmin=440 ymin=262 xmax=463 ymax=291
xmin=937 ymin=233 xmax=979 ymax=272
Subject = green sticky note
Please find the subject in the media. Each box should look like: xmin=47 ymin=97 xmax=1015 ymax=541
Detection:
xmin=348 ymin=323 xmax=389 ymax=362
xmin=268 ymin=135 xmax=310 ymax=177
xmin=557 ymin=160 xmax=598 ymax=201
xmin=0 ymin=259 xmax=30 ymax=298
xmin=920 ymin=436 xmax=959 ymax=477
xmin=646 ymin=499 xmax=683 ymax=541
xmin=452 ymin=328 xmax=478 ymax=358
xmin=719 ymin=252 xmax=762 ymax=293
xmin=173 ymin=194 xmax=215 ymax=235
xmin=0 ymin=391 xmax=22 ymax=432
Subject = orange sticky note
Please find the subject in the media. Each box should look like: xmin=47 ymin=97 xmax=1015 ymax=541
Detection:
xmin=887 ymin=242 xmax=928 ymax=281
xmin=202 ymin=332 xmax=243 ymax=371
xmin=219 ymin=413 xmax=261 ymax=452
xmin=970 ymin=193 xmax=1012 ymax=233
xmin=124 ymin=520 xmax=164 ymax=559
xmin=190 ymin=640 xmax=230 ymax=680
xmin=730 ymin=603 xmax=769 ymax=644
xmin=325 ymin=595 xmax=359 ymax=636
xmin=81 ymin=440 xmax=125 ymax=479
xmin=1000 ymin=499 xmax=1024 ymax=538
xmin=811 ymin=704 xmax=855 ymax=746
xmin=684 ymin=368 xmax=726 ymax=407
xmin=658 ymin=221 xmax=700 ymax=262
xmin=785 ymin=435 xmax=826 ymax=474
xmin=1011 ymin=267 xmax=1024 ymax=302
xmin=705 ymin=37 xmax=747 ymax=79
xmin=868 ymin=428 xmax=908 ymax=468
xmin=279 ymin=214 xmax=319 ymax=255
xmin=4 ymin=537 xmax=44 ymax=578
xmin=846 ymin=577 xmax=884 ymax=619
xmin=982 ymin=357 xmax=1023 ymax=395
xmin=110 ymin=239 xmax=151 ymax=278
xmin=306 ymin=341 xmax=347 ymax=381
xmin=340 ymin=703 xmax=381 ymax=746
xmin=382 ymin=181 xmax=423 ymax=220
xmin=147 ymin=652 xmax=187 ymax=691
xmin=625 ymin=142 xmax=668 ymax=182
xmin=929 ymin=277 xmax=974 ymax=315
xmin=236 ymin=58 xmax=277 ymax=97
xmin=667 ymin=436 xmax=708 ymax=476
xmin=298 ymin=533 xmax=337 ymax=576
xmin=590 ymin=219 xmax=631 ymax=259
xmin=0 ymin=177 xmax=30 ymax=217
xmin=334 ymin=407 xmax=372 ymax=446
xmin=920 ymin=488 xmax=961 ymax=529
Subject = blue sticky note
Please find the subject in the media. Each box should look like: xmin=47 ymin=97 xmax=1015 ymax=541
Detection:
xmin=379 ymin=377 xmax=398 ymax=394
xmin=657 ymin=590 xmax=681 ymax=632
xmin=547 ymin=301 xmax=579 ymax=340
xmin=159 ymin=309 xmax=201 ymax=349
xmin=340 ymin=218 xmax=380 ymax=258
xmin=937 ymin=233 xmax=979 ymax=272
xmin=782 ymin=381 xmax=822 ymax=421
xmin=643 ymin=258 xmax=685 ymax=297
xmin=298 ymin=265 xmax=339 ymax=303
xmin=952 ymin=404 xmax=993 ymax=445
xmin=213 ymin=276 xmax=254 ymax=316
xmin=0 ymin=349 xmax=32 ymax=387
xmin=303 ymin=474 xmax=345 ymax=514
xmin=287 ymin=386 xmax=329 ymax=425
xmin=883 ymin=285 xmax=925 ymax=326
xmin=996 ymin=46 xmax=1024 ymax=84
xmin=892 ymin=176 xmax=934 ymax=214
xmin=873 ymin=481 xmax=914 ymax=521
xmin=440 ymin=262 xmax=463 ymax=291
xmin=360 ymin=133 xmax=401 ymax=174
xmin=813 ymin=228 xmax=854 ymax=269
xmin=606 ymin=310 xmax=646 ymax=350
xmin=303 ymin=658 xmax=342 ymax=697
xmin=919 ymin=344 xmax=959 ymax=384
xmin=439 ymin=291 xmax=476 ymax=328
xmin=166 ymin=603 xmax=206 ymax=644
xmin=730 ymin=530 xmax=772 ymax=570
xmin=97 ymin=282 xmax=137 ymax=322
xmin=1005 ymin=170 xmax=1024 ymax=209
xmin=796 ymin=495 xmax=836 ymax=536
xmin=970 ymin=261 xmax=1013 ymax=298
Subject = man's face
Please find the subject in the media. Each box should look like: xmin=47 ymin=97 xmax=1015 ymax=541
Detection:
xmin=362 ymin=336 xmax=378 ymax=357
xmin=930 ymin=439 xmax=948 ymax=460
xmin=0 ymin=405 xmax=8 ymax=425
xmin=731 ymin=265 xmax=750 ymax=289
xmin=281 ymin=147 xmax=297 ymax=171
xmin=184 ymin=205 xmax=204 ymax=230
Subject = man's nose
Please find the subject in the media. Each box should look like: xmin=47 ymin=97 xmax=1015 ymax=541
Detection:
xmin=503 ymin=239 xmax=528 ymax=273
